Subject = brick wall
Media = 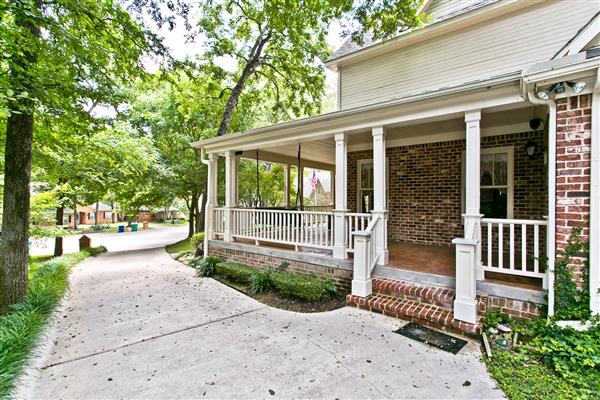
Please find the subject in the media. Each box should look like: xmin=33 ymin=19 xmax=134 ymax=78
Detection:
xmin=555 ymin=94 xmax=592 ymax=288
xmin=208 ymin=244 xmax=352 ymax=291
xmin=347 ymin=131 xmax=547 ymax=246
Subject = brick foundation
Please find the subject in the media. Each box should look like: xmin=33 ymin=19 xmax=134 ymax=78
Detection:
xmin=555 ymin=94 xmax=591 ymax=289
xmin=208 ymin=244 xmax=352 ymax=291
xmin=347 ymin=131 xmax=547 ymax=247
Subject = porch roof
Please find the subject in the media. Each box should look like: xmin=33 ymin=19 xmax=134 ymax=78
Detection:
xmin=192 ymin=72 xmax=523 ymax=154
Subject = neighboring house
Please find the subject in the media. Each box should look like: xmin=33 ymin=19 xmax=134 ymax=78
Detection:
xmin=194 ymin=0 xmax=600 ymax=334
xmin=63 ymin=202 xmax=117 ymax=227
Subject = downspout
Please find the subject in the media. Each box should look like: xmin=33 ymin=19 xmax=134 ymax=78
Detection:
xmin=590 ymin=68 xmax=600 ymax=316
xmin=201 ymin=148 xmax=212 ymax=255
xmin=527 ymin=89 xmax=556 ymax=317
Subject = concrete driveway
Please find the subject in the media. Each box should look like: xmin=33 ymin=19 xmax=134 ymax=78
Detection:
xmin=17 ymin=230 xmax=503 ymax=399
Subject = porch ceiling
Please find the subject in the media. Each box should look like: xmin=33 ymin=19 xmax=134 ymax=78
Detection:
xmin=240 ymin=139 xmax=335 ymax=170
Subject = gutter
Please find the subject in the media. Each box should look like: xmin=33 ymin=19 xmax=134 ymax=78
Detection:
xmin=527 ymin=89 xmax=556 ymax=318
xmin=590 ymin=68 xmax=600 ymax=315
xmin=200 ymin=148 xmax=212 ymax=253
xmin=193 ymin=71 xmax=521 ymax=150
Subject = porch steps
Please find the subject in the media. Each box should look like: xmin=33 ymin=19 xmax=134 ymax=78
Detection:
xmin=346 ymin=278 xmax=484 ymax=337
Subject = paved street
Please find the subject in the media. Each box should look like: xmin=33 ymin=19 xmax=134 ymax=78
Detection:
xmin=17 ymin=227 xmax=503 ymax=399
xmin=29 ymin=224 xmax=188 ymax=256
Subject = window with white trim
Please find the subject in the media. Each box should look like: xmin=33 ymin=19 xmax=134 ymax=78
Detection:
xmin=462 ymin=146 xmax=514 ymax=219
xmin=357 ymin=159 xmax=374 ymax=213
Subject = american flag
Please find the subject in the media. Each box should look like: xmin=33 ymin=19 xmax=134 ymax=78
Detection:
xmin=311 ymin=170 xmax=318 ymax=191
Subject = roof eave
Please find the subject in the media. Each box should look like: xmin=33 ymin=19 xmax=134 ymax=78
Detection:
xmin=325 ymin=0 xmax=540 ymax=70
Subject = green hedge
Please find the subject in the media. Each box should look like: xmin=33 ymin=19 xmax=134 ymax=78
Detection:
xmin=271 ymin=271 xmax=336 ymax=302
xmin=190 ymin=257 xmax=337 ymax=302
xmin=215 ymin=262 xmax=255 ymax=284
xmin=0 ymin=246 xmax=106 ymax=398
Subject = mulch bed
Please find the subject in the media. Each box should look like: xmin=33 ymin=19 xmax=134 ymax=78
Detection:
xmin=213 ymin=276 xmax=347 ymax=313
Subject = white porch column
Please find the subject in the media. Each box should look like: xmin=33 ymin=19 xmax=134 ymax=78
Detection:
xmin=284 ymin=164 xmax=291 ymax=208
xmin=464 ymin=110 xmax=484 ymax=281
xmin=333 ymin=133 xmax=348 ymax=259
xmin=204 ymin=153 xmax=218 ymax=252
xmin=224 ymin=150 xmax=237 ymax=242
xmin=453 ymin=110 xmax=482 ymax=325
xmin=372 ymin=126 xmax=389 ymax=265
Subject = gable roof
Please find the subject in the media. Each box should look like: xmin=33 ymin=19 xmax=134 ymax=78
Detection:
xmin=327 ymin=0 xmax=498 ymax=63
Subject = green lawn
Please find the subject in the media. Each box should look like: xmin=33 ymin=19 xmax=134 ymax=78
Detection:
xmin=166 ymin=237 xmax=194 ymax=254
xmin=0 ymin=246 xmax=107 ymax=398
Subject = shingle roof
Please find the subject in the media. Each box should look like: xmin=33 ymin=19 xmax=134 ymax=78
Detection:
xmin=327 ymin=0 xmax=498 ymax=63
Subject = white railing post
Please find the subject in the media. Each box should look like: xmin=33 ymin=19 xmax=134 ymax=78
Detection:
xmin=452 ymin=237 xmax=478 ymax=324
xmin=372 ymin=126 xmax=389 ymax=265
xmin=352 ymin=231 xmax=373 ymax=297
xmin=464 ymin=213 xmax=484 ymax=280
xmin=333 ymin=133 xmax=348 ymax=259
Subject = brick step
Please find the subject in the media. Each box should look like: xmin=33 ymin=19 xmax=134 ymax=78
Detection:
xmin=346 ymin=293 xmax=483 ymax=337
xmin=372 ymin=278 xmax=488 ymax=316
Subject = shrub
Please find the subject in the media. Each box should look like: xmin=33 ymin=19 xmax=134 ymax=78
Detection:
xmin=249 ymin=270 xmax=274 ymax=294
xmin=194 ymin=256 xmax=221 ymax=277
xmin=190 ymin=232 xmax=205 ymax=249
xmin=271 ymin=272 xmax=334 ymax=302
xmin=216 ymin=262 xmax=255 ymax=284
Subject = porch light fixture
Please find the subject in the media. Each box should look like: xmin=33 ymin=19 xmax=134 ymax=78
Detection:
xmin=535 ymin=81 xmax=586 ymax=99
xmin=524 ymin=139 xmax=542 ymax=159
xmin=568 ymin=81 xmax=586 ymax=94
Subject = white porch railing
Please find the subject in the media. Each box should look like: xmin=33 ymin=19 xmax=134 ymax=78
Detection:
xmin=481 ymin=218 xmax=547 ymax=283
xmin=351 ymin=214 xmax=382 ymax=297
xmin=222 ymin=208 xmax=334 ymax=249
xmin=213 ymin=207 xmax=226 ymax=236
xmin=345 ymin=212 xmax=372 ymax=253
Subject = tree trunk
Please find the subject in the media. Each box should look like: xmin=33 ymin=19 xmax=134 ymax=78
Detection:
xmin=187 ymin=195 xmax=196 ymax=238
xmin=110 ymin=201 xmax=116 ymax=223
xmin=0 ymin=1 xmax=41 ymax=313
xmin=73 ymin=204 xmax=78 ymax=230
xmin=94 ymin=201 xmax=100 ymax=227
xmin=54 ymin=205 xmax=64 ymax=257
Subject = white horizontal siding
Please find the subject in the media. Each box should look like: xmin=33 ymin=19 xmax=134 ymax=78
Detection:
xmin=425 ymin=0 xmax=492 ymax=21
xmin=340 ymin=1 xmax=599 ymax=110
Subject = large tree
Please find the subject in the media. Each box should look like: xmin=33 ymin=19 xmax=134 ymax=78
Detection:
xmin=0 ymin=0 xmax=163 ymax=312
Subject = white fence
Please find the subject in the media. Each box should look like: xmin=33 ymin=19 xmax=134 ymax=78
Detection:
xmin=481 ymin=218 xmax=547 ymax=281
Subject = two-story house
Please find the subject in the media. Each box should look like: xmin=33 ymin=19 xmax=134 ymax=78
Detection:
xmin=193 ymin=0 xmax=600 ymax=335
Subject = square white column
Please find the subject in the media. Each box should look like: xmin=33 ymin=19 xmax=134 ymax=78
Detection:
xmin=464 ymin=110 xmax=484 ymax=281
xmin=224 ymin=151 xmax=237 ymax=242
xmin=372 ymin=126 xmax=388 ymax=265
xmin=204 ymin=153 xmax=218 ymax=251
xmin=333 ymin=133 xmax=348 ymax=259
xmin=284 ymin=164 xmax=291 ymax=208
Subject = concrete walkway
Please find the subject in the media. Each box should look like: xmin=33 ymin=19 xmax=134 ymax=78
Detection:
xmin=18 ymin=233 xmax=504 ymax=399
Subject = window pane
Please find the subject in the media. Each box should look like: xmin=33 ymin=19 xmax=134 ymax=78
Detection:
xmin=481 ymin=154 xmax=493 ymax=186
xmin=361 ymin=190 xmax=374 ymax=213
xmin=361 ymin=163 xmax=373 ymax=189
xmin=480 ymin=188 xmax=507 ymax=218
xmin=494 ymin=153 xmax=507 ymax=186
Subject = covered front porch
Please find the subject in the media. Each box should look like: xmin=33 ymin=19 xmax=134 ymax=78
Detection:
xmin=198 ymin=81 xmax=554 ymax=324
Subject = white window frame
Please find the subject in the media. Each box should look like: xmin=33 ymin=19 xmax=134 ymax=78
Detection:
xmin=462 ymin=146 xmax=514 ymax=219
xmin=356 ymin=158 xmax=388 ymax=213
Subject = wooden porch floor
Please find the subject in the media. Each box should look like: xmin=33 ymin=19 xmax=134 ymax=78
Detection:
xmin=388 ymin=242 xmax=543 ymax=291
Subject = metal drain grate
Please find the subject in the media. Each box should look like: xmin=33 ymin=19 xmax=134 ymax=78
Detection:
xmin=394 ymin=322 xmax=467 ymax=354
